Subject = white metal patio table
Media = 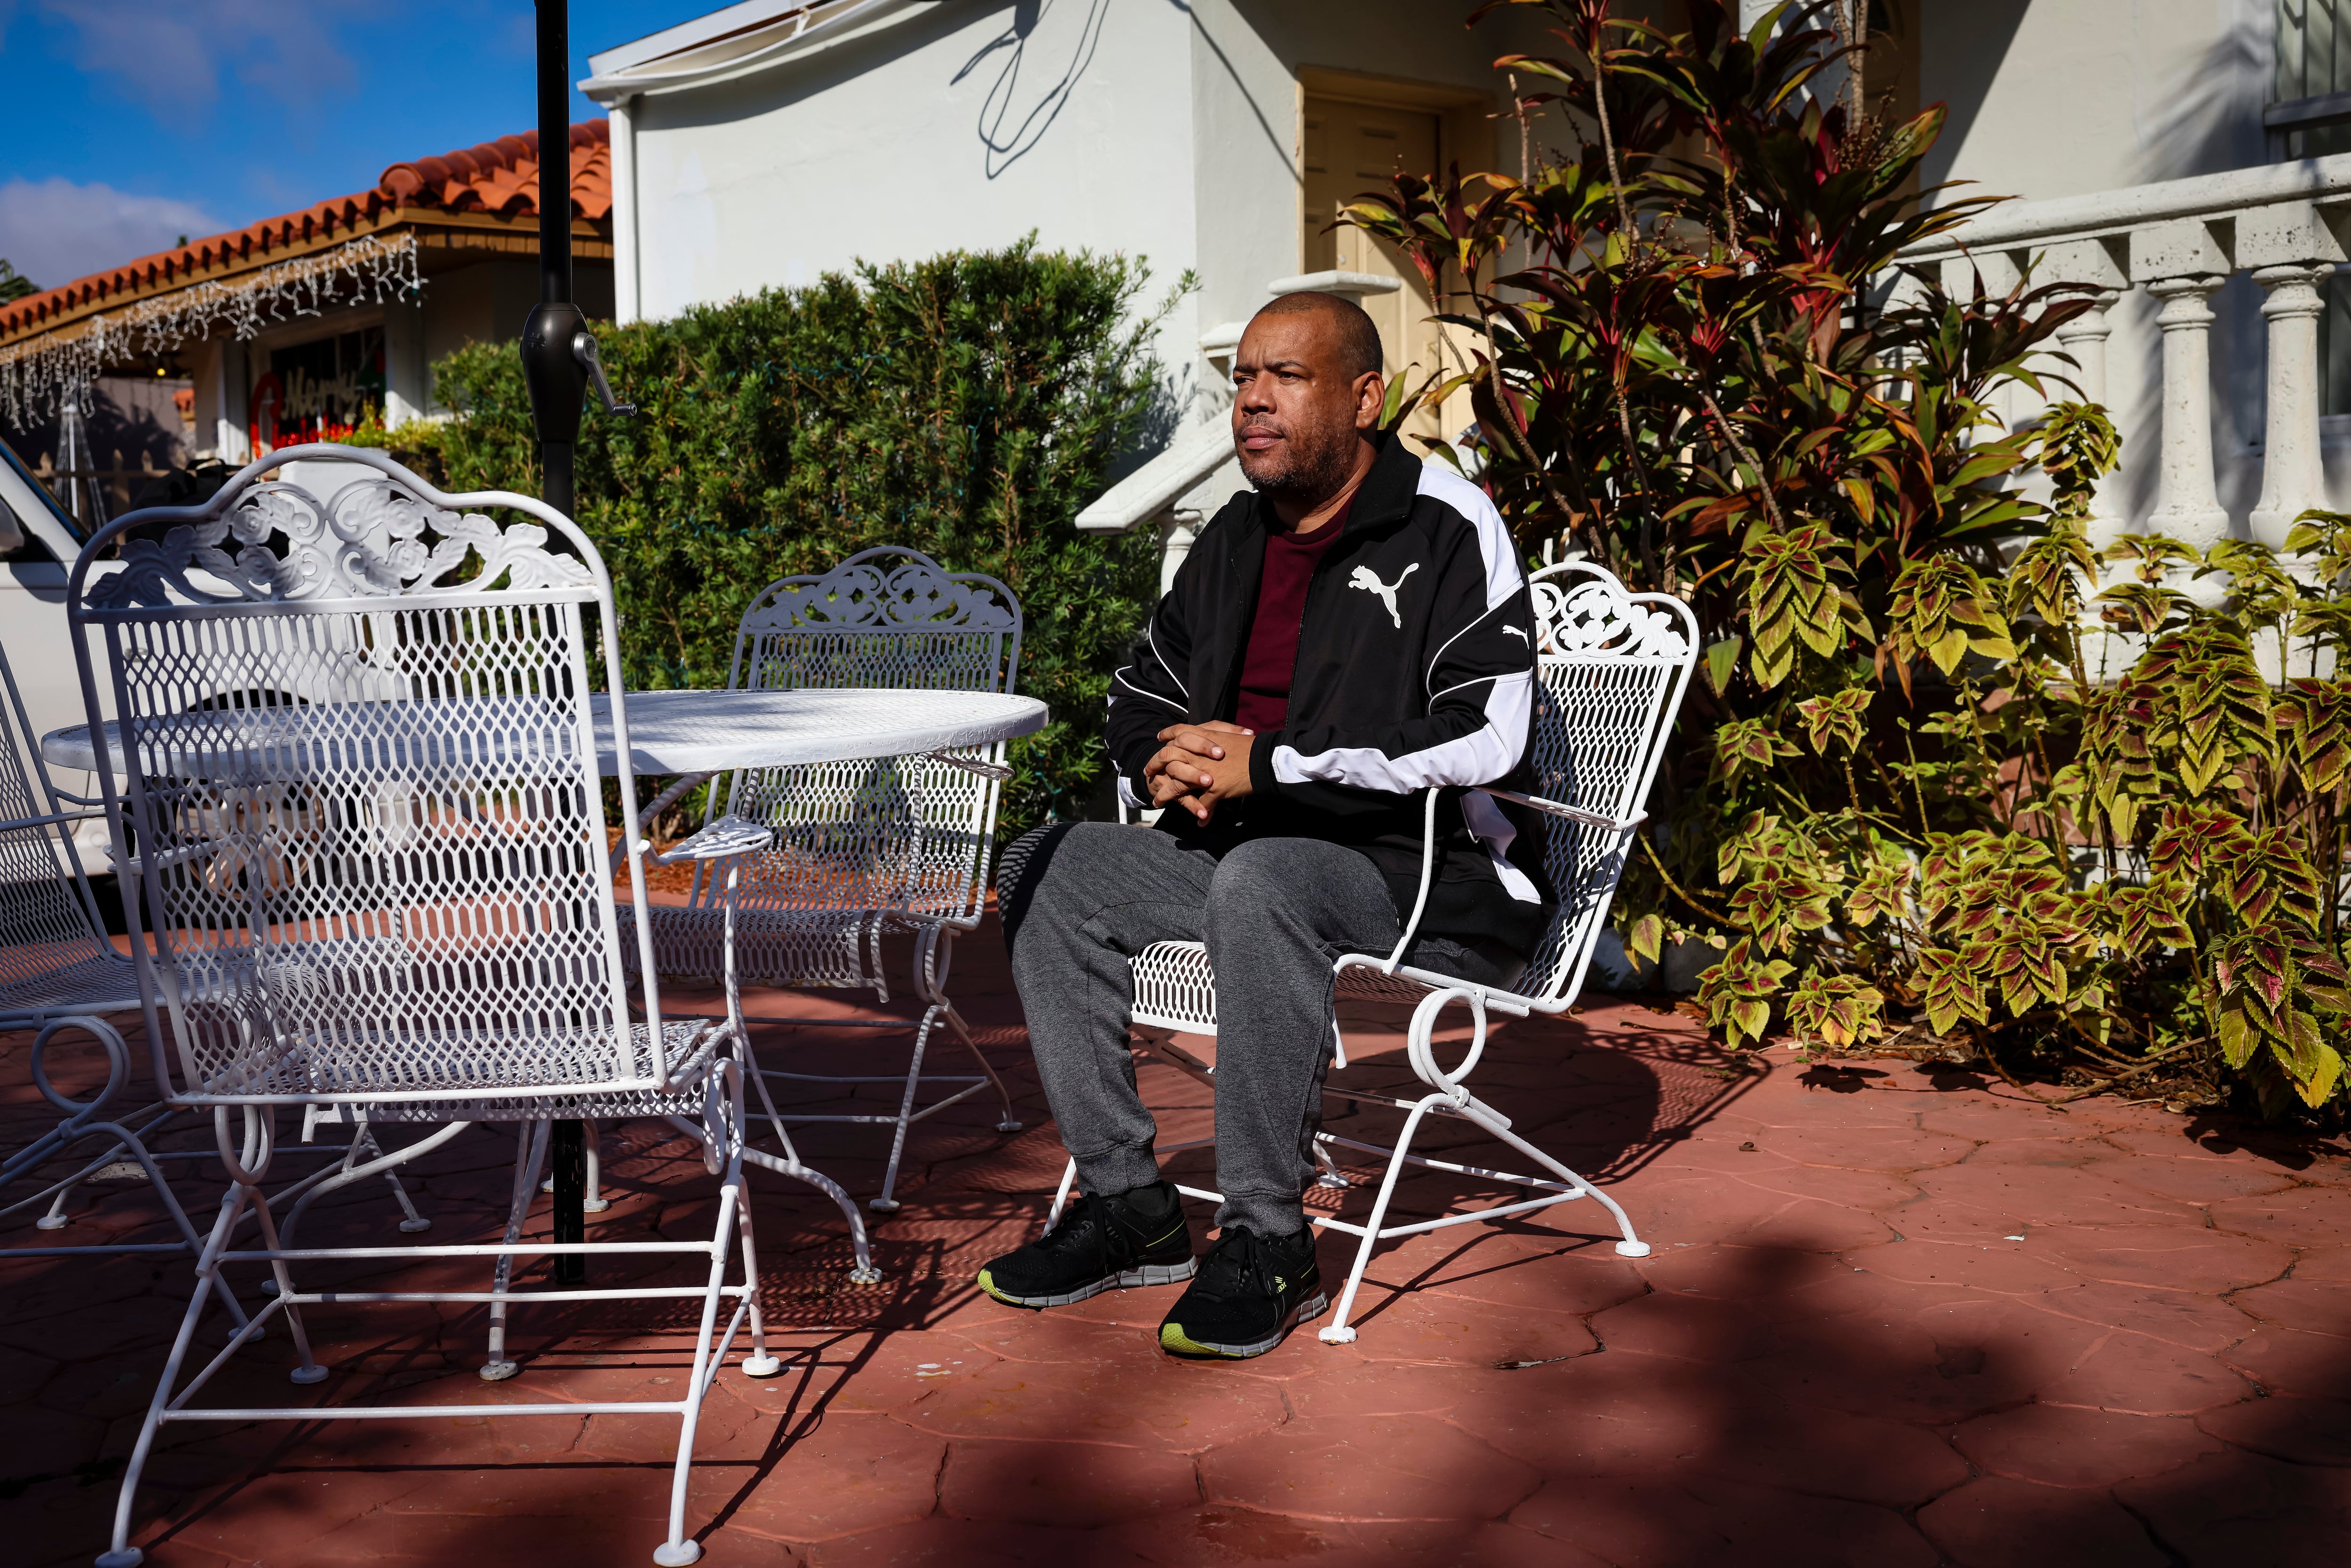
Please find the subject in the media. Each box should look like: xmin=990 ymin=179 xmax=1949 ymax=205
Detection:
xmin=39 ymin=686 xmax=1048 ymax=786
xmin=40 ymin=684 xmax=1048 ymax=1270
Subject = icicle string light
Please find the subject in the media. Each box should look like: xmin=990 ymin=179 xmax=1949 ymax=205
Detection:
xmin=0 ymin=232 xmax=422 ymax=428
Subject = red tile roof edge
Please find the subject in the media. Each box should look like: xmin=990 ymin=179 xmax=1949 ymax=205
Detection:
xmin=0 ymin=121 xmax=612 ymax=345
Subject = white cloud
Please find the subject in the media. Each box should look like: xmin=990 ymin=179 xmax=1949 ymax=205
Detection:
xmin=36 ymin=0 xmax=357 ymax=117
xmin=0 ymin=177 xmax=225 ymax=291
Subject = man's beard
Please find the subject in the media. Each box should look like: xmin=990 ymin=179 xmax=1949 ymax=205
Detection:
xmin=1239 ymin=422 xmax=1358 ymax=505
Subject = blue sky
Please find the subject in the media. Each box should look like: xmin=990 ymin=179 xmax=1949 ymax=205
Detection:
xmin=0 ymin=0 xmax=716 ymax=292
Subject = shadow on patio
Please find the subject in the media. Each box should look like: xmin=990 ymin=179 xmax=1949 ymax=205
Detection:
xmin=4 ymin=911 xmax=2348 ymax=1566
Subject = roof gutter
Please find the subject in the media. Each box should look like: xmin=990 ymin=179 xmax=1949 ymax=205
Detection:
xmin=580 ymin=0 xmax=915 ymax=102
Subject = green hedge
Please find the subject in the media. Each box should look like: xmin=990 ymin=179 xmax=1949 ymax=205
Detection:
xmin=430 ymin=239 xmax=1180 ymax=831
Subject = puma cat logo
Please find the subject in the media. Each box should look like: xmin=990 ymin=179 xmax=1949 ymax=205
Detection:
xmin=1503 ymin=624 xmax=1529 ymax=643
xmin=1348 ymin=563 xmax=1420 ymax=628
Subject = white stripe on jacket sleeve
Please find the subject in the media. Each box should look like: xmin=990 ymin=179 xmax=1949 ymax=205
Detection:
xmin=1270 ymin=667 xmax=1532 ymax=791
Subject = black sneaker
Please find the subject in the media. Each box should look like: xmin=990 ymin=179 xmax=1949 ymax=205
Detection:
xmin=1157 ymin=1224 xmax=1325 ymax=1359
xmin=977 ymin=1182 xmax=1194 ymax=1308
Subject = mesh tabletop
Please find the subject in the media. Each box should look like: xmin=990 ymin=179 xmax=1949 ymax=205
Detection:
xmin=39 ymin=687 xmax=1048 ymax=780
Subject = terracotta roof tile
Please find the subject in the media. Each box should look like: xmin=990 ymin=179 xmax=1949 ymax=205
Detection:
xmin=0 ymin=121 xmax=611 ymax=342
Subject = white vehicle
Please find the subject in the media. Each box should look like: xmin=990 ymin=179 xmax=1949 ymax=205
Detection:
xmin=0 ymin=434 xmax=119 ymax=864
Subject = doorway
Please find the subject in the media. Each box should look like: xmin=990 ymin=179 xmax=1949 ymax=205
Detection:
xmin=1300 ymin=87 xmax=1465 ymax=442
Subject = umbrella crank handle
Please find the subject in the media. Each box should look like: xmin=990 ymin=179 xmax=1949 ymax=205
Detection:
xmin=573 ymin=331 xmax=636 ymax=417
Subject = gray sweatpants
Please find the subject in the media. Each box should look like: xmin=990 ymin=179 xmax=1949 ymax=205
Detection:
xmin=999 ymin=821 xmax=1516 ymax=1236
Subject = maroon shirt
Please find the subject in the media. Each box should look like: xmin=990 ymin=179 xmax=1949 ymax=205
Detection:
xmin=1234 ymin=504 xmax=1350 ymax=734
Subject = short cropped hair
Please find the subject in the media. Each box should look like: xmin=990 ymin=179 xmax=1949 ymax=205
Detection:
xmin=1253 ymin=291 xmax=1384 ymax=380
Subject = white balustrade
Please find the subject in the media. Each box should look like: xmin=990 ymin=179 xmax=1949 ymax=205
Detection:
xmin=1899 ymin=154 xmax=2351 ymax=570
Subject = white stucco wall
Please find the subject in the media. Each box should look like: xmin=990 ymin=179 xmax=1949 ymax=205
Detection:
xmin=618 ymin=2 xmax=1204 ymax=420
xmin=600 ymin=0 xmax=1552 ymax=456
xmin=1922 ymin=0 xmax=2271 ymax=201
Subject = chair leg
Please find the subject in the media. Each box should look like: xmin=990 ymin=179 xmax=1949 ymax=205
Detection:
xmin=1459 ymin=1098 xmax=1652 ymax=1258
xmin=8 ymin=1117 xmax=216 ymax=1261
xmin=34 ymin=1181 xmax=79 ymax=1230
xmin=356 ymin=1126 xmax=434 ymax=1233
xmin=1039 ymin=1157 xmax=1082 ymax=1238
xmin=652 ymin=1169 xmax=742 ymax=1567
xmin=239 ymin=1179 xmax=327 ymax=1385
xmin=539 ymin=1117 xmax=611 ymax=1212
xmin=868 ymin=1004 xmax=940 ymax=1213
xmin=482 ymin=1120 xmax=551 ymax=1382
xmin=1317 ymin=1098 xmax=1441 ymax=1346
xmin=276 ymin=1121 xmax=473 ymax=1255
xmin=940 ymin=1003 xmax=1021 ymax=1134
xmin=96 ymin=1182 xmax=255 ymax=1568
xmin=584 ymin=1119 xmax=611 ymax=1213
xmin=917 ymin=929 xmax=1019 ymax=1135
xmin=730 ymin=1164 xmax=780 ymax=1379
xmin=208 ymin=1109 xmax=325 ymax=1385
xmin=671 ymin=1114 xmax=882 ymax=1284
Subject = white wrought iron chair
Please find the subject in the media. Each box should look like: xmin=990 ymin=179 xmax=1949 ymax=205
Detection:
xmin=0 ymin=629 xmax=174 ymax=1240
xmin=0 ymin=632 xmax=426 ymax=1265
xmin=621 ymin=547 xmax=1023 ymax=1212
xmin=67 ymin=445 xmax=826 ymax=1568
xmin=1046 ymin=561 xmax=1699 ymax=1343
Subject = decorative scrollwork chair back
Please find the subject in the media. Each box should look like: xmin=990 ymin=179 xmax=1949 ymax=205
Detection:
xmin=664 ymin=546 xmax=1022 ymax=988
xmin=1513 ymin=561 xmax=1703 ymax=1007
xmin=64 ymin=445 xmax=683 ymax=1114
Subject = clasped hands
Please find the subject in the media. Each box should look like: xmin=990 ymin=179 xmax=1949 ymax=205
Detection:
xmin=1144 ymin=720 xmax=1255 ymax=824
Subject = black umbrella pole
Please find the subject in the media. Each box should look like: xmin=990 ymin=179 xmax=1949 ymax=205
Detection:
xmin=529 ymin=0 xmax=591 ymax=1287
xmin=550 ymin=1117 xmax=586 ymax=1285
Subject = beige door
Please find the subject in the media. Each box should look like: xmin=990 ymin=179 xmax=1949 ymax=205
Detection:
xmin=1301 ymin=95 xmax=1453 ymax=440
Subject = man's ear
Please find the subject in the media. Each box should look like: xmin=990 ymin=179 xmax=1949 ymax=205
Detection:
xmin=1354 ymin=370 xmax=1385 ymax=429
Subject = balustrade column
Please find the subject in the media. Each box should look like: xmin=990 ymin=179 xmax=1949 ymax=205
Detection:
xmin=2146 ymin=274 xmax=2232 ymax=563
xmin=2249 ymin=263 xmax=2331 ymax=548
xmin=2052 ymin=288 xmax=2122 ymax=540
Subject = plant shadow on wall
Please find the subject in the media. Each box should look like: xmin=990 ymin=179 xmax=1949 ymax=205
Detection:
xmin=1341 ymin=0 xmax=2351 ymax=1126
xmin=955 ymin=0 xmax=1114 ymax=178
xmin=422 ymin=237 xmax=1191 ymax=837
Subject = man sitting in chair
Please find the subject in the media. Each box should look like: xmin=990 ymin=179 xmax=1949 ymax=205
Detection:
xmin=982 ymin=291 xmax=1550 ymax=1359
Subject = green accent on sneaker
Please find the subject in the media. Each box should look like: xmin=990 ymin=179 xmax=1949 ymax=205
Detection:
xmin=1158 ymin=1322 xmax=1228 ymax=1358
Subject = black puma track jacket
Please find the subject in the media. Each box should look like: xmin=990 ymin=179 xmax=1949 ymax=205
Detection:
xmin=1106 ymin=431 xmax=1555 ymax=959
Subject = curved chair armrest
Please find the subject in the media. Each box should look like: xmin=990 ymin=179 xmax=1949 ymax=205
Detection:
xmin=1473 ymin=786 xmax=1647 ymax=834
xmin=654 ymin=814 xmax=777 ymax=865
xmin=924 ymin=749 xmax=1012 ymax=781
xmin=0 ymin=806 xmax=109 ymax=832
xmin=121 ymin=838 xmax=235 ymax=877
xmin=611 ymin=769 xmax=721 ymax=874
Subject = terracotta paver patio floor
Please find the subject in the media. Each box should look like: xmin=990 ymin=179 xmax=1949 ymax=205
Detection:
xmin=6 ymin=912 xmax=2350 ymax=1566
